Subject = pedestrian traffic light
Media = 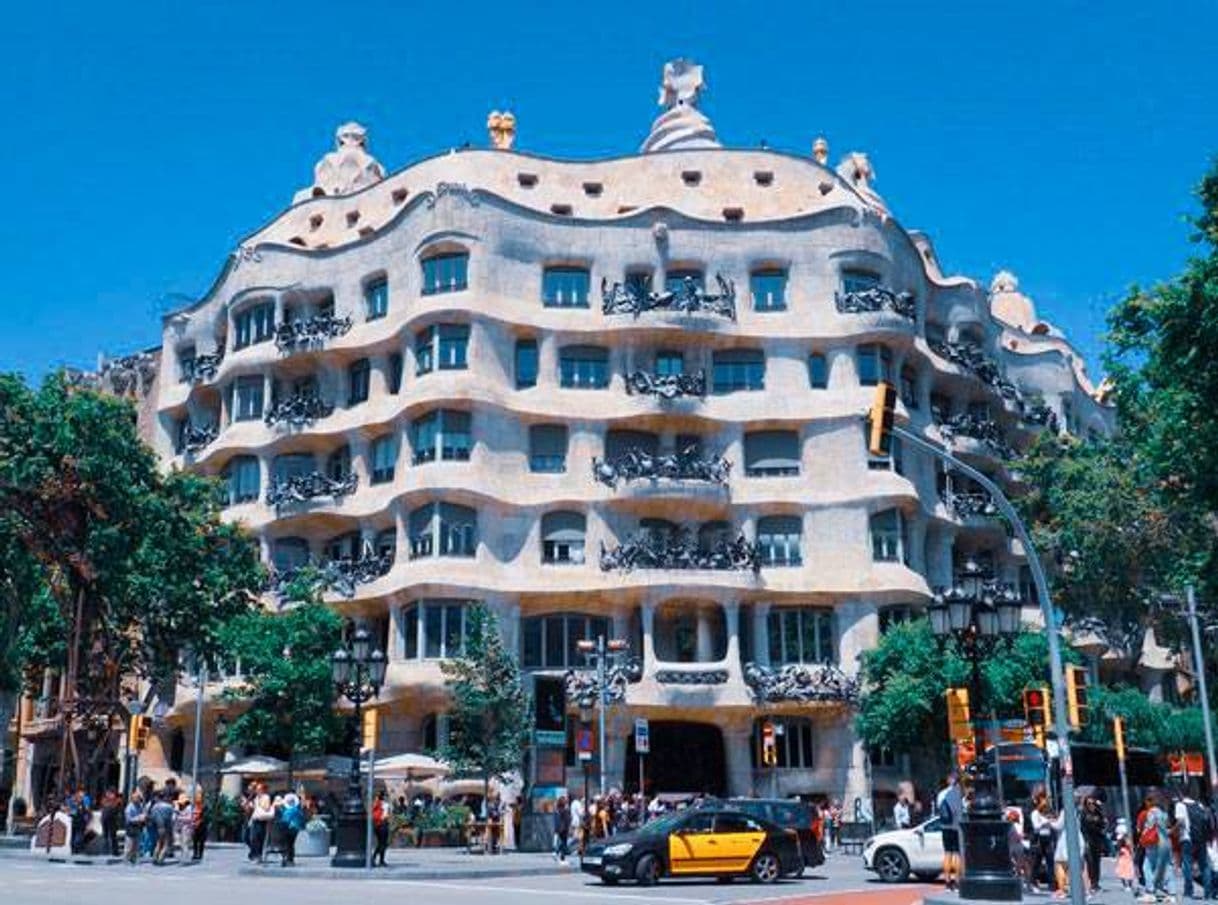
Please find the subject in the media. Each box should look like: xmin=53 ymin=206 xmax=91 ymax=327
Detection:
xmin=867 ymin=381 xmax=899 ymax=457
xmin=130 ymin=714 xmax=149 ymax=751
xmin=945 ymin=688 xmax=971 ymax=742
xmin=1066 ymin=665 xmax=1088 ymax=730
xmin=1023 ymin=687 xmax=1050 ymax=733
xmin=761 ymin=721 xmax=777 ymax=766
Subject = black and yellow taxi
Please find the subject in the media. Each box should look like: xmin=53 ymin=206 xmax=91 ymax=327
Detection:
xmin=580 ymin=808 xmax=803 ymax=886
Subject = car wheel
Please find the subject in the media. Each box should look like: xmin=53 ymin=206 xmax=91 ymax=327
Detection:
xmin=635 ymin=853 xmax=660 ymax=886
xmin=750 ymin=850 xmax=781 ymax=884
xmin=873 ymin=846 xmax=910 ymax=883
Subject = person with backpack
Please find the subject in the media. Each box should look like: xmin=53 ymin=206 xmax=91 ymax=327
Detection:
xmin=279 ymin=792 xmax=305 ymax=867
xmin=1139 ymin=794 xmax=1171 ymax=898
xmin=1177 ymin=790 xmax=1212 ymax=899
xmin=935 ymin=773 xmax=964 ymax=892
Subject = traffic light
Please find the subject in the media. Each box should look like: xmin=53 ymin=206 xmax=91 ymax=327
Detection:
xmin=362 ymin=707 xmax=379 ymax=750
xmin=1066 ymin=665 xmax=1089 ymax=730
xmin=761 ymin=721 xmax=777 ymax=766
xmin=945 ymin=688 xmax=971 ymax=742
xmin=867 ymin=381 xmax=899 ymax=457
xmin=1114 ymin=716 xmax=1126 ymax=761
xmin=130 ymin=714 xmax=149 ymax=751
xmin=1023 ymin=687 xmax=1050 ymax=738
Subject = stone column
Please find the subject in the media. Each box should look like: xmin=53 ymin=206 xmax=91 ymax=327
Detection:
xmin=537 ymin=334 xmax=558 ymax=389
xmin=723 ymin=601 xmax=740 ymax=675
xmin=696 ymin=608 xmax=714 ymax=662
xmin=369 ymin=355 xmax=389 ymax=398
xmin=641 ymin=600 xmax=657 ymax=676
xmin=349 ymin=432 xmax=372 ymax=486
xmin=752 ymin=603 xmax=771 ymax=666
xmin=723 ymin=725 xmax=756 ymax=798
xmin=836 ymin=599 xmax=879 ymax=678
xmin=389 ymin=604 xmax=406 ymax=661
xmin=262 ymin=372 xmax=274 ymax=419
xmin=394 ymin=502 xmax=410 ymax=566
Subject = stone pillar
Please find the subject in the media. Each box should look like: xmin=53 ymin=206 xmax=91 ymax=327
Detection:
xmin=369 ymin=355 xmax=389 ymax=398
xmin=752 ymin=603 xmax=771 ymax=666
xmin=641 ymin=601 xmax=657 ymax=676
xmin=837 ymin=599 xmax=879 ymax=679
xmin=389 ymin=604 xmax=406 ymax=661
xmin=537 ymin=334 xmax=558 ymax=389
xmin=842 ymin=721 xmax=872 ymax=819
xmin=261 ymin=372 xmax=273 ymax=419
xmin=349 ymin=432 xmax=372 ymax=486
xmin=723 ymin=725 xmax=756 ymax=798
xmin=723 ymin=601 xmax=740 ymax=675
xmin=394 ymin=501 xmax=410 ymax=566
xmin=696 ymin=608 xmax=714 ymax=662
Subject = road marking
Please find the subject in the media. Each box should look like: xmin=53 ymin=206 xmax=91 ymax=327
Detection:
xmin=734 ymin=884 xmax=936 ymax=905
xmin=370 ymin=878 xmax=710 ymax=903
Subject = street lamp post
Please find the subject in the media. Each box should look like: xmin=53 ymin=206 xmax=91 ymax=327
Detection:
xmin=576 ymin=635 xmax=628 ymax=797
xmin=928 ymin=558 xmax=1024 ymax=902
xmin=330 ymin=627 xmax=387 ymax=868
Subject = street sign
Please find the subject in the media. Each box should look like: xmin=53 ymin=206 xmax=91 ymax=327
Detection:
xmin=634 ymin=718 xmax=650 ymax=754
xmin=534 ymin=730 xmax=566 ymax=748
xmin=576 ymin=727 xmax=594 ymax=762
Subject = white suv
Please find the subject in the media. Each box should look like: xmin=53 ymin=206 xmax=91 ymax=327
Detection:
xmin=862 ymin=817 xmax=945 ymax=883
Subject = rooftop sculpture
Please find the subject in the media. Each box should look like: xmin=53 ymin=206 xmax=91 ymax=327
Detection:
xmin=294 ymin=122 xmax=386 ymax=203
xmin=640 ymin=58 xmax=722 ymax=153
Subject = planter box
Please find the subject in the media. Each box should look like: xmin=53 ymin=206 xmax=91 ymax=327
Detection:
xmin=417 ymin=828 xmax=463 ymax=848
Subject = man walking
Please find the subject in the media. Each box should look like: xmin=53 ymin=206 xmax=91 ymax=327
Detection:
xmin=554 ymin=796 xmax=571 ymax=863
xmin=1178 ymin=790 xmax=1213 ymax=899
xmin=936 ymin=773 xmax=964 ymax=892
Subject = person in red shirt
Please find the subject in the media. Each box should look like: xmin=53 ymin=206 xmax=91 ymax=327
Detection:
xmin=371 ymin=790 xmax=390 ymax=867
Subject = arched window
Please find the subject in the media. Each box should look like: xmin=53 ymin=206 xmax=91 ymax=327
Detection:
xmin=324 ymin=531 xmax=359 ymax=562
xmin=375 ymin=528 xmax=396 ymax=561
xmin=370 ymin=434 xmax=398 ymax=484
xmin=541 ymin=511 xmax=586 ymax=565
xmin=712 ymin=349 xmax=765 ymax=394
xmin=808 ymin=353 xmax=828 ymax=389
xmin=421 ymin=252 xmax=468 ymax=295
xmin=841 ymin=269 xmax=880 ymax=295
xmin=605 ymin=429 xmax=659 ymax=461
xmin=402 ymin=600 xmax=476 ymax=659
xmin=870 ymin=509 xmax=906 ymax=562
xmin=641 ymin=518 xmax=679 ymax=543
xmin=750 ymin=268 xmax=787 ymax=312
xmin=857 ymin=344 xmax=892 ymax=386
xmin=542 ymin=266 xmax=591 ymax=308
xmin=744 ymin=430 xmax=800 ymax=476
xmin=698 ymin=520 xmax=732 ymax=551
xmin=409 ymin=503 xmax=477 ymax=558
xmin=364 ymin=275 xmax=389 ymax=320
xmin=415 ymin=324 xmax=469 ymax=374
xmin=411 ymin=410 xmax=471 ymax=464
xmin=528 ymin=424 xmax=567 ymax=473
xmin=756 ymin=515 xmax=802 ymax=566
xmin=272 ymin=537 xmax=310 ymax=572
xmin=900 ymin=366 xmax=919 ymax=409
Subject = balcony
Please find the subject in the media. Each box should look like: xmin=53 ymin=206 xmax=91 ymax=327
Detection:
xmin=181 ymin=351 xmax=224 ymax=384
xmin=928 ymin=340 xmax=1021 ymax=401
xmin=265 ymin=471 xmax=358 ymax=508
xmin=835 ymin=285 xmax=916 ymax=321
xmin=601 ymin=275 xmax=736 ymax=320
xmin=937 ymin=412 xmax=1016 ymax=459
xmin=940 ymin=488 xmax=998 ymax=520
xmin=742 ymin=662 xmax=860 ymax=704
xmin=563 ymin=658 xmax=643 ymax=708
xmin=269 ymin=550 xmax=393 ymax=599
xmin=274 ymin=313 xmax=353 ymax=354
xmin=263 ymin=393 xmax=334 ymax=428
xmin=179 ymin=422 xmax=218 ymax=453
xmin=624 ymin=369 xmax=707 ymax=400
xmin=592 ymin=445 xmax=731 ymax=489
xmin=599 ymin=527 xmax=761 ymax=573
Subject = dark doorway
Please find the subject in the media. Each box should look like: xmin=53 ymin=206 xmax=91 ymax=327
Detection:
xmin=625 ymin=721 xmax=725 ymax=797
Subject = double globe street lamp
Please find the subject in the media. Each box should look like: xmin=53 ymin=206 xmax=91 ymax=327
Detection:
xmin=330 ymin=626 xmax=387 ymax=868
xmin=927 ymin=556 xmax=1024 ymax=902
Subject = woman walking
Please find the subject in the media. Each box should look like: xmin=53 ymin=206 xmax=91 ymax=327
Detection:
xmin=1138 ymin=794 xmax=1171 ymax=898
xmin=370 ymin=790 xmax=389 ymax=867
xmin=190 ymin=791 xmax=208 ymax=861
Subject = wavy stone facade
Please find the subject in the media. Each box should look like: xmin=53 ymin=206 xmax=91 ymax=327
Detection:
xmin=147 ymin=66 xmax=1112 ymax=805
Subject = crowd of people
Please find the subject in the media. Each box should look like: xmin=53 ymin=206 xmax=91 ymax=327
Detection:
xmin=551 ymin=790 xmax=710 ymax=861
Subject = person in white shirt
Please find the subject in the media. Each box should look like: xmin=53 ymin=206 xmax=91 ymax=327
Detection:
xmin=893 ymin=797 xmax=911 ymax=829
xmin=570 ymin=796 xmax=585 ymax=854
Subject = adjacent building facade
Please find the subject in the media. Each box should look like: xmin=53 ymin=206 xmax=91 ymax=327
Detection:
xmin=8 ymin=60 xmax=1123 ymax=813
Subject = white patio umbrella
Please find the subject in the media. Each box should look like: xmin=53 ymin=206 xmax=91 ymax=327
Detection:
xmin=371 ymin=752 xmax=451 ymax=781
xmin=218 ymin=754 xmax=289 ymax=776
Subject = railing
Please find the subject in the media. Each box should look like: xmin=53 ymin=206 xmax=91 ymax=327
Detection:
xmin=269 ymin=551 xmax=393 ymax=599
xmin=563 ymin=658 xmax=643 ymax=707
xmin=941 ymin=489 xmax=998 ymax=519
xmin=599 ymin=529 xmax=761 ymax=573
xmin=937 ymin=412 xmax=1017 ymax=459
xmin=274 ymin=313 xmax=353 ymax=353
xmin=265 ymin=471 xmax=358 ymax=507
xmin=835 ymin=285 xmax=916 ymax=321
xmin=742 ymin=662 xmax=860 ymax=703
xmin=263 ymin=393 xmax=334 ymax=428
xmin=601 ymin=275 xmax=736 ymax=320
xmin=180 ymin=423 xmax=218 ymax=453
xmin=181 ymin=352 xmax=224 ymax=384
xmin=928 ymin=340 xmax=1021 ymax=400
xmin=592 ymin=445 xmax=731 ymax=488
xmin=624 ymin=369 xmax=707 ymax=399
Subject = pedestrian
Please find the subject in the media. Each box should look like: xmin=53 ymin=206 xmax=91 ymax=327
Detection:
xmin=893 ymin=795 xmax=911 ymax=830
xmin=1115 ymin=830 xmax=1135 ymax=894
xmin=553 ymin=795 xmax=571 ymax=863
xmin=123 ymin=791 xmax=146 ymax=864
xmin=1177 ymin=788 xmax=1213 ymax=899
xmin=150 ymin=790 xmax=176 ymax=865
xmin=1133 ymin=795 xmax=1151 ymax=896
xmin=249 ymin=783 xmax=274 ymax=862
xmin=100 ymin=788 xmax=121 ymax=856
xmin=1139 ymin=794 xmax=1171 ymax=898
xmin=935 ymin=773 xmax=964 ymax=892
xmin=1079 ymin=795 xmax=1106 ymax=893
xmin=570 ymin=795 xmax=585 ymax=855
xmin=1029 ymin=792 xmax=1055 ymax=892
xmin=174 ymin=793 xmax=193 ymax=860
xmin=280 ymin=792 xmax=305 ymax=867
xmin=191 ymin=791 xmax=208 ymax=861
xmin=370 ymin=790 xmax=389 ymax=867
xmin=1051 ymin=806 xmax=1086 ymax=901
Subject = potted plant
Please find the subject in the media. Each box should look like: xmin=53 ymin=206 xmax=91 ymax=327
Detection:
xmin=296 ymin=816 xmax=331 ymax=857
xmin=416 ymin=804 xmax=470 ymax=847
xmin=389 ymin=813 xmax=417 ymax=848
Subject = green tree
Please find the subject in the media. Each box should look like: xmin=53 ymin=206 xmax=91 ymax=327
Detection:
xmin=219 ymin=571 xmax=344 ymax=763
xmin=0 ymin=372 xmax=264 ymax=790
xmin=438 ymin=604 xmax=529 ymax=803
xmin=1080 ymin=685 xmax=1213 ymax=754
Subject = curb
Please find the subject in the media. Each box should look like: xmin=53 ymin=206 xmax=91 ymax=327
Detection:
xmin=235 ymin=862 xmax=572 ymax=881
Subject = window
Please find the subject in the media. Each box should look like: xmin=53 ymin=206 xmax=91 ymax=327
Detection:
xmin=233 ymin=376 xmax=264 ymax=421
xmin=879 ymin=606 xmax=919 ymax=634
xmin=767 ymin=608 xmax=834 ymax=665
xmin=541 ymin=511 xmax=586 ymax=564
xmin=625 ymin=270 xmax=653 ymax=298
xmin=542 ymin=267 xmax=591 ymax=308
xmin=347 ymin=358 xmax=371 ymax=406
xmin=712 ymin=349 xmax=765 ymax=393
xmin=416 ymin=324 xmax=469 ymax=375
xmin=388 ymin=353 xmax=403 ymax=394
xmin=870 ymin=747 xmax=897 ymax=768
xmin=757 ymin=515 xmax=802 ymax=566
xmin=515 ymin=339 xmax=538 ymax=389
xmin=715 ymin=813 xmax=764 ymax=833
xmin=224 ymin=456 xmax=260 ymax=505
xmin=409 ymin=503 xmax=477 ymax=558
xmin=233 ymin=302 xmax=275 ymax=350
xmin=751 ymin=718 xmax=815 ymax=769
xmin=655 ymin=350 xmax=684 ymax=377
xmin=842 ymin=270 xmax=880 ymax=295
xmin=402 ymin=600 xmax=475 ymax=659
xmin=698 ymin=520 xmax=732 ymax=552
xmin=375 ymin=528 xmax=396 ymax=561
xmin=411 ymin=410 xmax=471 ymax=464
xmin=529 ymin=424 xmax=567 ymax=473
xmin=272 ymin=537 xmax=310 ymax=572
xmin=364 ymin=277 xmax=389 ymax=320
xmin=930 ymin=393 xmax=952 ymax=423
xmin=324 ymin=531 xmax=359 ymax=562
xmin=177 ymin=346 xmax=196 ymax=383
xmin=559 ymin=345 xmax=609 ymax=389
xmin=750 ymin=269 xmax=787 ymax=312
xmin=664 ymin=268 xmax=704 ymax=294
xmin=605 ymin=429 xmax=659 ymax=461
xmin=900 ymin=366 xmax=919 ymax=409
xmin=865 ymin=424 xmax=904 ymax=475
xmin=370 ymin=435 xmax=398 ymax=484
xmin=808 ymin=353 xmax=828 ymax=389
xmin=744 ymin=430 xmax=800 ymax=476
xmin=273 ymin=453 xmax=314 ymax=483
xmin=870 ymin=509 xmax=905 ymax=562
xmin=521 ymin=613 xmax=609 ymax=669
xmin=327 ymin=445 xmax=352 ymax=481
xmin=857 ymin=343 xmax=892 ymax=386
xmin=421 ymin=252 xmax=468 ymax=295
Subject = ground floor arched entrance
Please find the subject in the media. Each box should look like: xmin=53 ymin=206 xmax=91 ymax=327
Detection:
xmin=625 ymin=721 xmax=725 ymax=797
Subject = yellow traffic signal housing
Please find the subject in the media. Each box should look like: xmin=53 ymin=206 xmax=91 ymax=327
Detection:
xmin=130 ymin=714 xmax=150 ymax=751
xmin=1023 ymin=687 xmax=1051 ymax=743
xmin=1114 ymin=716 xmax=1126 ymax=761
xmin=1066 ymin=665 xmax=1089 ymax=730
xmin=945 ymin=687 xmax=971 ymax=742
xmin=760 ymin=721 xmax=777 ymax=766
xmin=362 ymin=707 xmax=379 ymax=750
xmin=867 ymin=381 xmax=899 ymax=457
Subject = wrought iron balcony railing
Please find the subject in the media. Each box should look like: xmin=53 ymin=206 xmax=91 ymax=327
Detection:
xmin=941 ymin=489 xmax=998 ymax=520
xmin=181 ymin=352 xmax=224 ymax=384
xmin=742 ymin=662 xmax=860 ymax=704
xmin=274 ymin=313 xmax=353 ymax=353
xmin=263 ymin=393 xmax=334 ymax=428
xmin=624 ymin=369 xmax=707 ymax=399
xmin=592 ymin=445 xmax=731 ymax=489
xmin=937 ymin=412 xmax=1017 ymax=459
xmin=269 ymin=550 xmax=393 ymax=599
xmin=601 ymin=275 xmax=736 ymax=320
xmin=563 ymin=658 xmax=643 ymax=707
xmin=265 ymin=471 xmax=358 ymax=507
xmin=928 ymin=339 xmax=1022 ymax=400
xmin=835 ymin=285 xmax=916 ymax=321
xmin=180 ymin=422 xmax=218 ymax=453
xmin=600 ymin=528 xmax=761 ymax=574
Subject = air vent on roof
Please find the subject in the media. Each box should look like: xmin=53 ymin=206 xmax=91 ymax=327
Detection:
xmin=681 ymin=170 xmax=702 ymax=186
xmin=391 ymin=188 xmax=409 ymax=205
xmin=550 ymin=203 xmax=573 ymax=216
xmin=583 ymin=182 xmax=603 ymax=197
xmin=753 ymin=171 xmax=774 ymax=186
xmin=289 ymin=236 xmax=307 ymax=247
xmin=309 ymin=214 xmax=324 ymax=231
xmin=722 ymin=207 xmax=744 ymax=222
xmin=346 ymin=211 xmax=360 ymax=227
xmin=518 ymin=173 xmax=539 ymax=188
xmin=617 ymin=205 xmax=637 ymax=214
xmin=359 ymin=226 xmax=375 ymax=238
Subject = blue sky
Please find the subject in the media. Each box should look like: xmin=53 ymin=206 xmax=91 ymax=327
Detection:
xmin=1 ymin=1 xmax=1215 ymax=379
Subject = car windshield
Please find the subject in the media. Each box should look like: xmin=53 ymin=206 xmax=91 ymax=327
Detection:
xmin=919 ymin=817 xmax=941 ymax=833
xmin=642 ymin=812 xmax=689 ymax=834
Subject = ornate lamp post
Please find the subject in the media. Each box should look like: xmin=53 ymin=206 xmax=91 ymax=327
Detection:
xmin=330 ymin=627 xmax=387 ymax=868
xmin=575 ymin=636 xmax=629 ymax=796
xmin=927 ymin=557 xmax=1024 ymax=902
